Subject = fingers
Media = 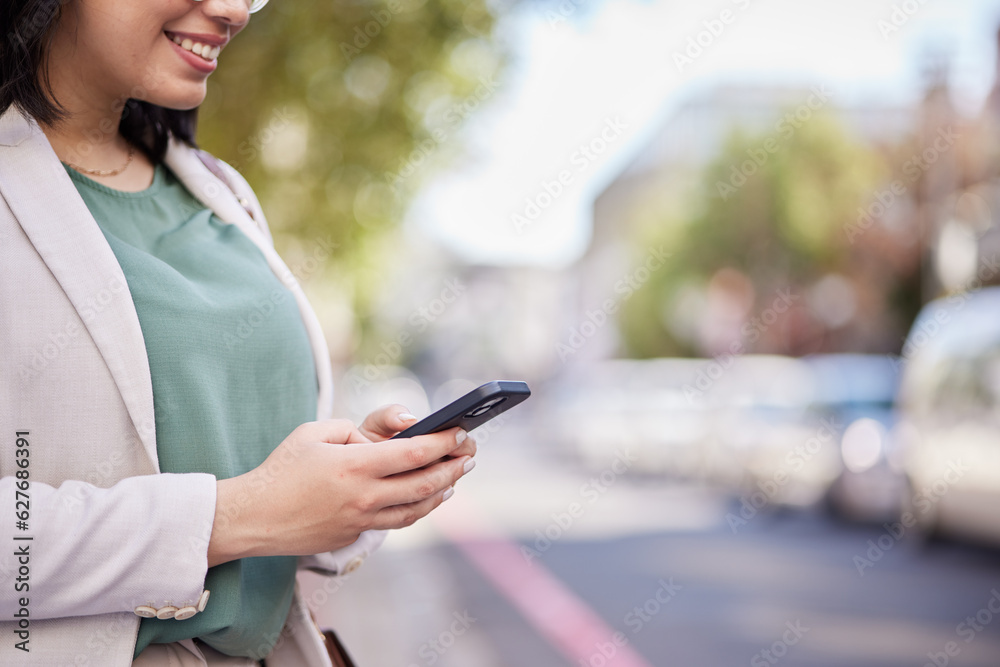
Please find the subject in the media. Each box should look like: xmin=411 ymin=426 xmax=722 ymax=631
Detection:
xmin=370 ymin=428 xmax=470 ymax=477
xmin=381 ymin=454 xmax=473 ymax=506
xmin=360 ymin=404 xmax=417 ymax=441
xmin=293 ymin=419 xmax=371 ymax=445
xmin=367 ymin=461 xmax=469 ymax=530
xmin=448 ymin=431 xmax=477 ymax=459
xmin=370 ymin=491 xmax=450 ymax=530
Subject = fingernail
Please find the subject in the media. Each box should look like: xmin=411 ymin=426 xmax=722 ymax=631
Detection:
xmin=442 ymin=486 xmax=455 ymax=501
xmin=398 ymin=413 xmax=417 ymax=422
xmin=462 ymin=457 xmax=476 ymax=474
xmin=456 ymin=429 xmax=468 ymax=445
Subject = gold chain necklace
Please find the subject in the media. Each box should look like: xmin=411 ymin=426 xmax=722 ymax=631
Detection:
xmin=63 ymin=145 xmax=135 ymax=177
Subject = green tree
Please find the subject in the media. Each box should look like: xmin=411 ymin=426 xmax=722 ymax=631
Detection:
xmin=197 ymin=0 xmax=504 ymax=319
xmin=620 ymin=112 xmax=889 ymax=358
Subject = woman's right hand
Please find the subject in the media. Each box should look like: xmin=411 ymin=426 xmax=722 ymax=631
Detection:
xmin=207 ymin=420 xmax=474 ymax=566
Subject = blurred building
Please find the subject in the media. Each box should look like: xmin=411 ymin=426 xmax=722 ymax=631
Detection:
xmin=353 ymin=31 xmax=1000 ymax=391
xmin=569 ymin=37 xmax=1000 ymax=367
xmin=579 ymin=83 xmax=913 ymax=360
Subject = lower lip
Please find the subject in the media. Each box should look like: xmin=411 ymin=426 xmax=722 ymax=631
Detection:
xmin=166 ymin=34 xmax=218 ymax=74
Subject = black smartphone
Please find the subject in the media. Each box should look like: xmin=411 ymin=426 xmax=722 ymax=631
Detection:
xmin=390 ymin=380 xmax=531 ymax=439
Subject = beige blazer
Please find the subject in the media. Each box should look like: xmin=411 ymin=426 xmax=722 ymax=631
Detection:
xmin=0 ymin=107 xmax=384 ymax=666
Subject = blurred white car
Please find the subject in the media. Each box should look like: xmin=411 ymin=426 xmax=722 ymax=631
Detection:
xmin=546 ymin=355 xmax=844 ymax=504
xmin=544 ymin=359 xmax=717 ymax=478
xmin=898 ymin=287 xmax=1000 ymax=545
xmin=714 ymin=355 xmax=848 ymax=508
xmin=806 ymin=354 xmax=906 ymax=522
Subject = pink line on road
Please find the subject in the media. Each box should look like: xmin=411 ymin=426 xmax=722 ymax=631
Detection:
xmin=433 ymin=499 xmax=655 ymax=667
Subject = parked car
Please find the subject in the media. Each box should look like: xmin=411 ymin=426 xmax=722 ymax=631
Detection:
xmin=898 ymin=287 xmax=1000 ymax=545
xmin=547 ymin=355 xmax=843 ymax=502
xmin=543 ymin=358 xmax=717 ymax=478
xmin=711 ymin=355 xmax=841 ymax=506
xmin=806 ymin=354 xmax=906 ymax=522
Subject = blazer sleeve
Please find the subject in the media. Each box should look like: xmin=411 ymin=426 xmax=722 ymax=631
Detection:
xmin=0 ymin=472 xmax=217 ymax=620
xmin=0 ymin=156 xmax=221 ymax=621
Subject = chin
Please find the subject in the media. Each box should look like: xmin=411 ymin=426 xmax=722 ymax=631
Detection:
xmin=171 ymin=100 xmax=207 ymax=111
xmin=149 ymin=91 xmax=207 ymax=112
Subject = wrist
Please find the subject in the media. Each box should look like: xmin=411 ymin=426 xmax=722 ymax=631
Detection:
xmin=207 ymin=474 xmax=270 ymax=567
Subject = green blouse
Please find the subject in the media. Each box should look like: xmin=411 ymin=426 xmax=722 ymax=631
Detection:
xmin=65 ymin=163 xmax=318 ymax=660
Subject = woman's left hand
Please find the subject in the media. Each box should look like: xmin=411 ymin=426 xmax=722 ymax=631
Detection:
xmin=359 ymin=404 xmax=418 ymax=441
xmin=360 ymin=404 xmax=477 ymax=458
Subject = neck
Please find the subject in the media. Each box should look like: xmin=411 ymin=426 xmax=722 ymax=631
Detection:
xmin=38 ymin=68 xmax=157 ymax=192
xmin=39 ymin=97 xmax=131 ymax=173
xmin=39 ymin=29 xmax=132 ymax=171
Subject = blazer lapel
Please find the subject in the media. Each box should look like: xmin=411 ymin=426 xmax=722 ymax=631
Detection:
xmin=0 ymin=108 xmax=161 ymax=469
xmin=164 ymin=138 xmax=261 ymax=238
xmin=0 ymin=107 xmax=334 ymax=457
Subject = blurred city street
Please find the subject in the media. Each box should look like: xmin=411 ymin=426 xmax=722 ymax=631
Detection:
xmin=9 ymin=0 xmax=1000 ymax=663
xmin=303 ymin=417 xmax=1000 ymax=667
xmin=226 ymin=0 xmax=1000 ymax=664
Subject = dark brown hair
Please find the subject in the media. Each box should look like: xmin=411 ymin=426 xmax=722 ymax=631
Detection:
xmin=1 ymin=0 xmax=198 ymax=162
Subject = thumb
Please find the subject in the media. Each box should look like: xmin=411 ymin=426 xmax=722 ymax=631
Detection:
xmin=360 ymin=404 xmax=418 ymax=441
xmin=294 ymin=419 xmax=371 ymax=445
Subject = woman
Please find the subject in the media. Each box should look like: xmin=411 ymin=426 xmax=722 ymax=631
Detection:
xmin=0 ymin=0 xmax=476 ymax=664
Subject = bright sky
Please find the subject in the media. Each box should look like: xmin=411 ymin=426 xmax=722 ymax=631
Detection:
xmin=411 ymin=0 xmax=1000 ymax=267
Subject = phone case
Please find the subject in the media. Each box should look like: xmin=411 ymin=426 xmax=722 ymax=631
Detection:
xmin=390 ymin=381 xmax=531 ymax=439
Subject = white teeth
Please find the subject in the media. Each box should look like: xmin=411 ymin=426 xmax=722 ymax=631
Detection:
xmin=168 ymin=33 xmax=220 ymax=61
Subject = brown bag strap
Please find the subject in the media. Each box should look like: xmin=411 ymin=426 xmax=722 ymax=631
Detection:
xmin=320 ymin=629 xmax=357 ymax=667
xmin=301 ymin=602 xmax=358 ymax=667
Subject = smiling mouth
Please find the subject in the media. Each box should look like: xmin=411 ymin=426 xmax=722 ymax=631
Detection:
xmin=165 ymin=32 xmax=221 ymax=61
